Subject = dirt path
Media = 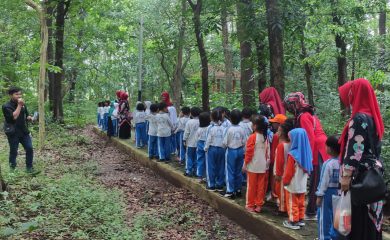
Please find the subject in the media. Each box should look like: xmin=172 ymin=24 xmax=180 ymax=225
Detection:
xmin=85 ymin=126 xmax=257 ymax=240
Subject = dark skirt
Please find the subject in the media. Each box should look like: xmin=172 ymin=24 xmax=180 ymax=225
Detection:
xmin=119 ymin=121 xmax=131 ymax=139
xmin=344 ymin=204 xmax=382 ymax=240
xmin=107 ymin=118 xmax=114 ymax=137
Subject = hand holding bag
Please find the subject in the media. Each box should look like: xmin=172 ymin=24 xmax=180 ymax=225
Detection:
xmin=334 ymin=191 xmax=352 ymax=236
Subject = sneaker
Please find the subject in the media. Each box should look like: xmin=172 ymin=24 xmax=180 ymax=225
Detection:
xmin=157 ymin=159 xmax=165 ymax=162
xmin=298 ymin=220 xmax=305 ymax=227
xmin=224 ymin=192 xmax=235 ymax=199
xmin=304 ymin=214 xmax=317 ymax=221
xmin=254 ymin=206 xmax=262 ymax=213
xmin=216 ymin=186 xmax=224 ymax=192
xmin=246 ymin=206 xmax=256 ymax=213
xmin=283 ymin=220 xmax=300 ymax=230
xmin=207 ymin=187 xmax=216 ymax=192
xmin=266 ymin=192 xmax=272 ymax=201
xmin=164 ymin=159 xmax=171 ymax=163
xmin=183 ymin=172 xmax=192 ymax=177
xmin=26 ymin=168 xmax=41 ymax=176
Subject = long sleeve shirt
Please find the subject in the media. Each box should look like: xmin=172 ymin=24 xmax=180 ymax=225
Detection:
xmin=134 ymin=111 xmax=146 ymax=124
xmin=147 ymin=113 xmax=158 ymax=136
xmin=298 ymin=112 xmax=329 ymax=165
xmin=239 ymin=119 xmax=253 ymax=140
xmin=274 ymin=141 xmax=290 ymax=177
xmin=168 ymin=106 xmax=178 ymax=129
xmin=156 ymin=112 xmax=173 ymax=137
xmin=221 ymin=118 xmax=232 ymax=129
xmin=222 ymin=125 xmax=247 ymax=149
xmin=283 ymin=155 xmax=308 ymax=194
xmin=204 ymin=122 xmax=224 ymax=151
xmin=316 ymin=158 xmax=340 ymax=197
xmin=175 ymin=116 xmax=190 ymax=133
xmin=196 ymin=127 xmax=208 ymax=142
xmin=244 ymin=133 xmax=270 ymax=173
xmin=183 ymin=118 xmax=200 ymax=147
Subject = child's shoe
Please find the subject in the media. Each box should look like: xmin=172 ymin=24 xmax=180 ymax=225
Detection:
xmin=283 ymin=220 xmax=300 ymax=230
xmin=245 ymin=206 xmax=256 ymax=213
xmin=254 ymin=206 xmax=262 ymax=213
xmin=206 ymin=186 xmax=216 ymax=192
xmin=235 ymin=190 xmax=242 ymax=198
xmin=298 ymin=220 xmax=305 ymax=227
xmin=223 ymin=192 xmax=235 ymax=199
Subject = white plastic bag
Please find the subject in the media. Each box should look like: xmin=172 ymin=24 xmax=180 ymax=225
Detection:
xmin=333 ymin=191 xmax=352 ymax=236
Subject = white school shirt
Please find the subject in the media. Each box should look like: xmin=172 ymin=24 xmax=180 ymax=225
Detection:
xmin=223 ymin=125 xmax=247 ymax=149
xmin=147 ymin=113 xmax=158 ymax=136
xmin=246 ymin=133 xmax=270 ymax=173
xmin=316 ymin=157 xmax=340 ymax=197
xmin=196 ymin=127 xmax=208 ymax=142
xmin=134 ymin=111 xmax=146 ymax=124
xmin=168 ymin=106 xmax=178 ymax=129
xmin=111 ymin=103 xmax=119 ymax=120
xmin=239 ymin=119 xmax=253 ymax=139
xmin=104 ymin=106 xmax=110 ymax=114
xmin=98 ymin=107 xmax=105 ymax=119
xmin=221 ymin=118 xmax=232 ymax=129
xmin=284 ymin=161 xmax=308 ymax=194
xmin=204 ymin=122 xmax=225 ymax=152
xmin=183 ymin=118 xmax=200 ymax=148
xmin=156 ymin=112 xmax=173 ymax=137
xmin=175 ymin=116 xmax=190 ymax=133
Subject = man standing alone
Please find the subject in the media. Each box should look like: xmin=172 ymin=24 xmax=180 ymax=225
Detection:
xmin=2 ymin=87 xmax=35 ymax=172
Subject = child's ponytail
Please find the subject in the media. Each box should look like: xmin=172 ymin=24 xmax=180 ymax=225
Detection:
xmin=251 ymin=115 xmax=268 ymax=142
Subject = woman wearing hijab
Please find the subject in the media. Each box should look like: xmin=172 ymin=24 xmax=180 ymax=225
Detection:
xmin=118 ymin=92 xmax=132 ymax=139
xmin=284 ymin=92 xmax=329 ymax=220
xmin=161 ymin=91 xmax=178 ymax=154
xmin=339 ymin=79 xmax=384 ymax=240
xmin=259 ymin=87 xmax=286 ymax=119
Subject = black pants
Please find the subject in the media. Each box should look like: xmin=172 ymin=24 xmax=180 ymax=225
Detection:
xmin=7 ymin=133 xmax=34 ymax=169
xmin=306 ymin=153 xmax=323 ymax=216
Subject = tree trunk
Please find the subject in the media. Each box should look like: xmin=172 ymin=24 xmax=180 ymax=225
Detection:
xmin=221 ymin=2 xmax=234 ymax=93
xmin=53 ymin=0 xmax=69 ymax=122
xmin=46 ymin=0 xmax=55 ymax=110
xmin=237 ymin=0 xmax=255 ymax=108
xmin=172 ymin=0 xmax=186 ymax=110
xmin=379 ymin=1 xmax=386 ymax=71
xmin=188 ymin=0 xmax=209 ymax=111
xmin=299 ymin=28 xmax=314 ymax=106
xmin=332 ymin=5 xmax=347 ymax=113
xmin=265 ymin=0 xmax=285 ymax=98
xmin=25 ymin=0 xmax=48 ymax=151
xmin=254 ymin=37 xmax=267 ymax=93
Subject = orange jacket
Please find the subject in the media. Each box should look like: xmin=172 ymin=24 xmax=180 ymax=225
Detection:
xmin=283 ymin=155 xmax=295 ymax=186
xmin=244 ymin=133 xmax=257 ymax=164
xmin=275 ymin=141 xmax=288 ymax=177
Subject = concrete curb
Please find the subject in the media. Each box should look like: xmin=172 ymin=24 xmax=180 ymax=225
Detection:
xmin=93 ymin=127 xmax=302 ymax=239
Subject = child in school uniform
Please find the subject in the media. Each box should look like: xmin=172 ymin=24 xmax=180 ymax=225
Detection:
xmin=316 ymin=135 xmax=340 ymax=240
xmin=195 ymin=112 xmax=210 ymax=182
xmin=175 ymin=107 xmax=191 ymax=164
xmin=98 ymin=102 xmax=104 ymax=128
xmin=282 ymin=128 xmax=313 ymax=230
xmin=267 ymin=114 xmax=287 ymax=201
xmin=144 ymin=100 xmax=152 ymax=144
xmin=223 ymin=109 xmax=247 ymax=199
xmin=103 ymin=101 xmax=110 ymax=131
xmin=156 ymin=102 xmax=173 ymax=162
xmin=239 ymin=108 xmax=253 ymax=140
xmin=111 ymin=102 xmax=119 ymax=137
xmin=183 ymin=107 xmax=201 ymax=176
xmin=274 ymin=118 xmax=295 ymax=214
xmin=243 ymin=115 xmax=270 ymax=213
xmin=220 ymin=107 xmax=232 ymax=129
xmin=134 ymin=102 xmax=148 ymax=148
xmin=205 ymin=109 xmax=226 ymax=192
xmin=146 ymin=103 xmax=159 ymax=159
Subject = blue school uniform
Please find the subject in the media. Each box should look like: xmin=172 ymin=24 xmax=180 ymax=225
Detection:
xmin=205 ymin=122 xmax=225 ymax=189
xmin=316 ymin=157 xmax=340 ymax=240
xmin=196 ymin=127 xmax=208 ymax=178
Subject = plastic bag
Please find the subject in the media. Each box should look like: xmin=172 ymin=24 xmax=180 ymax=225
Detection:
xmin=333 ymin=191 xmax=352 ymax=236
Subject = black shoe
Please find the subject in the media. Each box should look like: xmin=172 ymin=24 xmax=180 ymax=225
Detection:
xmin=235 ymin=190 xmax=242 ymax=198
xmin=216 ymin=186 xmax=224 ymax=192
xmin=224 ymin=192 xmax=235 ymax=199
xmin=206 ymin=186 xmax=216 ymax=192
xmin=164 ymin=159 xmax=171 ymax=163
xmin=157 ymin=159 xmax=165 ymax=162
xmin=26 ymin=168 xmax=41 ymax=176
xmin=183 ymin=172 xmax=192 ymax=177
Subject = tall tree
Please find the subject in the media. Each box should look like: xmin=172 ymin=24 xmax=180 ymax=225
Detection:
xmin=46 ymin=0 xmax=55 ymax=108
xmin=237 ymin=0 xmax=256 ymax=107
xmin=52 ymin=0 xmax=71 ymax=122
xmin=379 ymin=0 xmax=387 ymax=71
xmin=331 ymin=0 xmax=347 ymax=112
xmin=265 ymin=0 xmax=285 ymax=97
xmin=25 ymin=0 xmax=48 ymax=151
xmin=220 ymin=0 xmax=234 ymax=93
xmin=299 ymin=27 xmax=314 ymax=106
xmin=188 ymin=0 xmax=210 ymax=111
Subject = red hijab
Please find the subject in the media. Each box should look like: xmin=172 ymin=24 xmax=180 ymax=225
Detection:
xmin=259 ymin=87 xmax=286 ymax=115
xmin=339 ymin=79 xmax=384 ymax=156
xmin=161 ymin=91 xmax=173 ymax=106
xmin=121 ymin=92 xmax=129 ymax=101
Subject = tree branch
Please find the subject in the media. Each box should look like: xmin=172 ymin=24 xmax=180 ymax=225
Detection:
xmin=25 ymin=0 xmax=42 ymax=13
xmin=187 ymin=0 xmax=196 ymax=10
